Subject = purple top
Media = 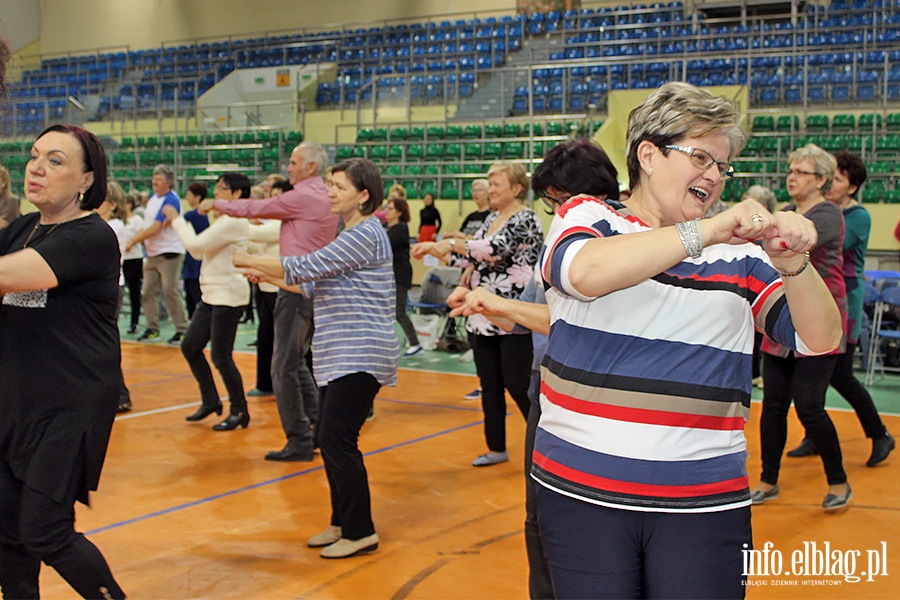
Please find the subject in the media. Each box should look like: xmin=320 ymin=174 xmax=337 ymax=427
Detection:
xmin=214 ymin=177 xmax=338 ymax=257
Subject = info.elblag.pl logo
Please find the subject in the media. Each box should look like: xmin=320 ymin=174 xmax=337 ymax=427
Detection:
xmin=742 ymin=541 xmax=889 ymax=587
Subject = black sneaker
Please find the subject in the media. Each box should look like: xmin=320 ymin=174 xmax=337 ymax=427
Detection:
xmin=117 ymin=399 xmax=132 ymax=413
xmin=168 ymin=332 xmax=185 ymax=345
xmin=137 ymin=330 xmax=160 ymax=342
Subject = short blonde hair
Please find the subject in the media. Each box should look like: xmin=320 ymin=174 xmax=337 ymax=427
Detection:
xmin=787 ymin=144 xmax=836 ymax=195
xmin=487 ymin=161 xmax=529 ymax=200
xmin=388 ymin=183 xmax=406 ymax=200
xmin=626 ymin=82 xmax=746 ymax=190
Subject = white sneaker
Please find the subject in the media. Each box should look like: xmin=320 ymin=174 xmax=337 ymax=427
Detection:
xmin=307 ymin=525 xmax=341 ymax=548
xmin=320 ymin=533 xmax=379 ymax=558
xmin=404 ymin=345 xmax=423 ymax=357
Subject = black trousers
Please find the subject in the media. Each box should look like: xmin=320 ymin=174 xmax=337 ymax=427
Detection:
xmin=122 ymin=258 xmax=143 ymax=329
xmin=255 ymin=290 xmax=277 ymax=392
xmin=183 ymin=278 xmax=202 ymax=319
xmin=524 ymin=369 xmax=554 ymax=600
xmin=181 ymin=301 xmax=247 ymax=414
xmin=829 ymin=343 xmax=887 ymax=438
xmin=0 ymin=461 xmax=124 ymax=599
xmin=760 ymin=353 xmax=846 ymax=486
xmin=536 ymin=486 xmax=750 ymax=599
xmin=317 ymin=372 xmax=381 ymax=541
xmin=395 ymin=286 xmax=419 ymax=346
xmin=470 ymin=333 xmax=532 ymax=452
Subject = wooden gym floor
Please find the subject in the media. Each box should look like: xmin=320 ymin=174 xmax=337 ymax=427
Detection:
xmin=37 ymin=342 xmax=900 ymax=599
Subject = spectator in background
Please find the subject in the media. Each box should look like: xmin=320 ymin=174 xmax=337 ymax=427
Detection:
xmin=449 ymin=139 xmax=621 ymax=600
xmin=122 ymin=193 xmax=145 ymax=333
xmin=744 ymin=184 xmax=778 ymax=213
xmin=199 ymin=142 xmax=338 ymax=462
xmin=0 ymin=165 xmax=20 ymax=229
xmin=246 ymin=179 xmax=293 ymax=398
xmin=385 ymin=196 xmax=422 ymax=357
xmin=756 ymin=144 xmax=851 ymax=512
xmin=181 ymin=182 xmax=210 ymax=318
xmin=418 ymin=192 xmax=441 ymax=242
xmin=445 ymin=178 xmax=491 ymax=241
xmin=165 ymin=173 xmax=252 ymax=431
xmin=97 ymin=182 xmax=134 ymax=413
xmin=787 ymin=151 xmax=895 ymax=466
xmin=413 ymin=161 xmax=544 ymax=468
xmin=126 ymin=164 xmax=189 ymax=344
xmin=260 ymin=173 xmax=286 ymax=197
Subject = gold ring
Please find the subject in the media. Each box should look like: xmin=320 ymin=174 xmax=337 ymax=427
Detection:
xmin=751 ymin=213 xmax=764 ymax=223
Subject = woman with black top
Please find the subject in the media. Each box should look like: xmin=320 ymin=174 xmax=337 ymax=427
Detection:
xmin=0 ymin=124 xmax=124 ymax=598
xmin=418 ymin=192 xmax=442 ymax=241
xmin=385 ymin=197 xmax=422 ymax=357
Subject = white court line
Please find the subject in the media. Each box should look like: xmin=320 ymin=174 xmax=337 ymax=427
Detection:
xmin=114 ymin=401 xmax=203 ymax=421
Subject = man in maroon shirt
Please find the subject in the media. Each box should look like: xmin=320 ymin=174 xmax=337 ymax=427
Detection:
xmin=200 ymin=141 xmax=338 ymax=461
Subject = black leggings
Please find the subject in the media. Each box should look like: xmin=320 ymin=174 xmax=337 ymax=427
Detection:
xmin=470 ymin=333 xmax=532 ymax=453
xmin=760 ymin=352 xmax=846 ymax=486
xmin=0 ymin=461 xmax=124 ymax=599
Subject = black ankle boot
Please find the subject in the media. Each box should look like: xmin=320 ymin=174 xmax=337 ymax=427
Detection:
xmin=867 ymin=432 xmax=895 ymax=467
xmin=185 ymin=403 xmax=223 ymax=422
xmin=212 ymin=412 xmax=250 ymax=431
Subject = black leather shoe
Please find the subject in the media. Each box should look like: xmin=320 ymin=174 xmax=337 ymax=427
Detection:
xmin=185 ymin=404 xmax=223 ymax=422
xmin=867 ymin=432 xmax=895 ymax=467
xmin=265 ymin=447 xmax=314 ymax=462
xmin=212 ymin=412 xmax=250 ymax=431
xmin=116 ymin=399 xmax=132 ymax=414
xmin=823 ymin=483 xmax=852 ymax=512
xmin=786 ymin=437 xmax=819 ymax=458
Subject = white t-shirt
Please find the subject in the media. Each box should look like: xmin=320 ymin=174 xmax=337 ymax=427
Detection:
xmin=142 ymin=190 xmax=185 ymax=256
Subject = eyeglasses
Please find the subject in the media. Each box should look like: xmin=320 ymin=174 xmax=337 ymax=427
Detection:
xmin=663 ymin=145 xmax=735 ymax=181
xmin=540 ymin=192 xmax=572 ymax=211
xmin=785 ymin=168 xmax=819 ymax=178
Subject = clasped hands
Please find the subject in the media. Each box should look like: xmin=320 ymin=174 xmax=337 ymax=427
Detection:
xmin=709 ymin=198 xmax=817 ymax=272
xmin=232 ymin=250 xmax=265 ymax=284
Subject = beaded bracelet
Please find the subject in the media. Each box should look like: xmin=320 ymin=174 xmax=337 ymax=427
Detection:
xmin=777 ymin=252 xmax=811 ymax=278
xmin=674 ymin=219 xmax=703 ymax=258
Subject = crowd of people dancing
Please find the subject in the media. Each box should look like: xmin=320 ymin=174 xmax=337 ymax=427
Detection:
xmin=0 ymin=37 xmax=898 ymax=597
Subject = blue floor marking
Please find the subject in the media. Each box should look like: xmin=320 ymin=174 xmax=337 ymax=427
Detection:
xmin=86 ymin=419 xmax=484 ymax=536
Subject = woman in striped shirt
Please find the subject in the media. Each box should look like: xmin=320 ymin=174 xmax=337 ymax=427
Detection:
xmin=536 ymin=82 xmax=841 ymax=598
xmin=234 ymin=158 xmax=398 ymax=560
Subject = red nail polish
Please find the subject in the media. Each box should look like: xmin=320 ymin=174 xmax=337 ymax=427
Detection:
xmin=780 ymin=241 xmax=788 ymax=249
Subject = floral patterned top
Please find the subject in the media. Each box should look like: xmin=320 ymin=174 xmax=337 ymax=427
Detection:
xmin=449 ymin=208 xmax=544 ymax=336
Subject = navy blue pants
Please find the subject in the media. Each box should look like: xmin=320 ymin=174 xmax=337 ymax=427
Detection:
xmin=535 ymin=486 xmax=750 ymax=599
